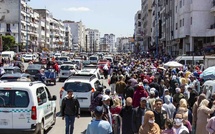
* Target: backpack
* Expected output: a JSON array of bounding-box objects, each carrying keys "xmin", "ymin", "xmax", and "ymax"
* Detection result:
[{"xmin": 89, "ymin": 93, "xmax": 103, "ymax": 111}]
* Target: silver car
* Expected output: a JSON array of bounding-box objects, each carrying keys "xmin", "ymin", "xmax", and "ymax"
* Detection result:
[{"xmin": 58, "ymin": 64, "xmax": 77, "ymax": 82}]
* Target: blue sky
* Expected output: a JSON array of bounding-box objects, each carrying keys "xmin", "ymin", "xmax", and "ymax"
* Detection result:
[{"xmin": 28, "ymin": 0, "xmax": 141, "ymax": 37}]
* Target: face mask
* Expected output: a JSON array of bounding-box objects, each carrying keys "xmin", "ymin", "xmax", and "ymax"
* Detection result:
[
  {"xmin": 174, "ymin": 118, "xmax": 183, "ymax": 126},
  {"xmin": 148, "ymin": 119, "xmax": 155, "ymax": 124}
]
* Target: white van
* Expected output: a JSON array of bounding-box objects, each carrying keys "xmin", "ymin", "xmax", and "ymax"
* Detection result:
[
  {"xmin": 89, "ymin": 55, "xmax": 99, "ymax": 64},
  {"xmin": 202, "ymin": 80, "xmax": 215, "ymax": 99},
  {"xmin": 175, "ymin": 56, "xmax": 203, "ymax": 65},
  {"xmin": 1, "ymin": 51, "xmax": 15, "ymax": 61}
]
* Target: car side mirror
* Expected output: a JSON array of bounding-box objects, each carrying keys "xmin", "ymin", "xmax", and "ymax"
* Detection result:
[{"xmin": 51, "ymin": 95, "xmax": 57, "ymax": 100}]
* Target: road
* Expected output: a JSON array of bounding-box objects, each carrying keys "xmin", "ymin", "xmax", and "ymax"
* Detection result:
[{"xmin": 23, "ymin": 63, "xmax": 110, "ymax": 134}]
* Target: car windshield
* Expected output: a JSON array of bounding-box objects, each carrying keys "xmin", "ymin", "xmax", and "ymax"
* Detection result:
[
  {"xmin": 89, "ymin": 57, "xmax": 97, "ymax": 60},
  {"xmin": 4, "ymin": 69, "xmax": 14, "ymax": 74},
  {"xmin": 2, "ymin": 54, "xmax": 10, "ymax": 57},
  {"xmin": 27, "ymin": 65, "xmax": 41, "ymax": 69},
  {"xmin": 25, "ymin": 55, "xmax": 32, "ymax": 58},
  {"xmin": 64, "ymin": 82, "xmax": 91, "ymax": 92},
  {"xmin": 60, "ymin": 66, "xmax": 74, "ymax": 70},
  {"xmin": 59, "ymin": 57, "xmax": 68, "ymax": 61},
  {"xmin": 0, "ymin": 90, "xmax": 29, "ymax": 107}
]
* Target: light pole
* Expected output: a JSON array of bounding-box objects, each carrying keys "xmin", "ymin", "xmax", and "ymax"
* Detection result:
[{"xmin": 25, "ymin": 0, "xmax": 30, "ymax": 52}]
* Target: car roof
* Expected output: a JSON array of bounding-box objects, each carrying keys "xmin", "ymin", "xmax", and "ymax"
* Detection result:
[
  {"xmin": 3, "ymin": 66, "xmax": 20, "ymax": 69},
  {"xmin": 27, "ymin": 64, "xmax": 42, "ymax": 69},
  {"xmin": 1, "ymin": 73, "xmax": 29, "ymax": 77},
  {"xmin": 0, "ymin": 81, "xmax": 45, "ymax": 90}
]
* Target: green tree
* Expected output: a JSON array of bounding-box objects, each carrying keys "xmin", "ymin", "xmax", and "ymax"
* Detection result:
[{"xmin": 2, "ymin": 35, "xmax": 15, "ymax": 51}]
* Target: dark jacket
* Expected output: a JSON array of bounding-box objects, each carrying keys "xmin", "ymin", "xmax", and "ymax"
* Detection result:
[
  {"xmin": 153, "ymin": 110, "xmax": 168, "ymax": 130},
  {"xmin": 61, "ymin": 96, "xmax": 80, "ymax": 117},
  {"xmin": 89, "ymin": 91, "xmax": 103, "ymax": 111},
  {"xmin": 120, "ymin": 106, "xmax": 134, "ymax": 134},
  {"xmin": 132, "ymin": 107, "xmax": 149, "ymax": 133},
  {"xmin": 125, "ymin": 86, "xmax": 134, "ymax": 99}
]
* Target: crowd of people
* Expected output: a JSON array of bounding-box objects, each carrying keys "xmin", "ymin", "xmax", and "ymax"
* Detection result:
[{"xmin": 87, "ymin": 54, "xmax": 215, "ymax": 134}]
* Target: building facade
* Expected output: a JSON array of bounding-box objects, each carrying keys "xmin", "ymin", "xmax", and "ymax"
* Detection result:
[
  {"xmin": 86, "ymin": 28, "xmax": 100, "ymax": 52},
  {"xmin": 100, "ymin": 34, "xmax": 115, "ymax": 52}
]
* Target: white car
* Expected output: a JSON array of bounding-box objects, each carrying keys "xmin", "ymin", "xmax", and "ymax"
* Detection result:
[
  {"xmin": 77, "ymin": 68, "xmax": 102, "ymax": 80},
  {"xmin": 58, "ymin": 64, "xmax": 78, "ymax": 82},
  {"xmin": 59, "ymin": 74, "xmax": 103, "ymax": 111},
  {"xmin": 23, "ymin": 54, "xmax": 37, "ymax": 62},
  {"xmin": 0, "ymin": 81, "xmax": 57, "ymax": 134}
]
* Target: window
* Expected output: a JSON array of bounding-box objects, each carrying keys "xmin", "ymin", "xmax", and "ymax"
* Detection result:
[
  {"xmin": 191, "ymin": 17, "xmax": 192, "ymax": 25},
  {"xmin": 6, "ymin": 24, "xmax": 10, "ymax": 32},
  {"xmin": 176, "ymin": 6, "xmax": 177, "ymax": 13},
  {"xmin": 180, "ymin": 0, "xmax": 182, "ymax": 8},
  {"xmin": 64, "ymin": 82, "xmax": 92, "ymax": 92},
  {"xmin": 180, "ymin": 20, "xmax": 182, "ymax": 27},
  {"xmin": 36, "ymin": 87, "xmax": 47, "ymax": 105},
  {"xmin": 0, "ymin": 90, "xmax": 29, "ymax": 107},
  {"xmin": 182, "ymin": 18, "xmax": 184, "ymax": 26}
]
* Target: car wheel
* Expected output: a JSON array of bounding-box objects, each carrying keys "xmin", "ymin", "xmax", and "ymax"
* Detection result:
[
  {"xmin": 54, "ymin": 80, "xmax": 56, "ymax": 85},
  {"xmin": 58, "ymin": 78, "xmax": 61, "ymax": 82},
  {"xmin": 38, "ymin": 122, "xmax": 44, "ymax": 134}
]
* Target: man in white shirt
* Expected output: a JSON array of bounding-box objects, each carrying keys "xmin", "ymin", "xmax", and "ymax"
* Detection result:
[{"xmin": 173, "ymin": 113, "xmax": 189, "ymax": 134}]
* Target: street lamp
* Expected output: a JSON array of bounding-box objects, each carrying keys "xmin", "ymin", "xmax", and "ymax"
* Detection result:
[{"xmin": 25, "ymin": 0, "xmax": 30, "ymax": 52}]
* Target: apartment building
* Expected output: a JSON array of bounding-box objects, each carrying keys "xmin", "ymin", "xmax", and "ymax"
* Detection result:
[
  {"xmin": 0, "ymin": 0, "xmax": 40, "ymax": 51},
  {"xmin": 116, "ymin": 37, "xmax": 130, "ymax": 52},
  {"xmin": 141, "ymin": 0, "xmax": 153, "ymax": 52},
  {"xmin": 64, "ymin": 25, "xmax": 73, "ymax": 50},
  {"xmin": 86, "ymin": 28, "xmax": 100, "ymax": 52},
  {"xmin": 100, "ymin": 34, "xmax": 115, "ymax": 52},
  {"xmin": 134, "ymin": 10, "xmax": 144, "ymax": 51},
  {"xmin": 63, "ymin": 20, "xmax": 85, "ymax": 52}
]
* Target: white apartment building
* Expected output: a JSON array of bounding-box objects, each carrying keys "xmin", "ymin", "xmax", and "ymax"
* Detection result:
[
  {"xmin": 49, "ymin": 18, "xmax": 65, "ymax": 51},
  {"xmin": 134, "ymin": 10, "xmax": 144, "ymax": 51},
  {"xmin": 64, "ymin": 25, "xmax": 73, "ymax": 50},
  {"xmin": 100, "ymin": 34, "xmax": 115, "ymax": 52},
  {"xmin": 174, "ymin": 0, "xmax": 215, "ymax": 56},
  {"xmin": 116, "ymin": 37, "xmax": 130, "ymax": 52},
  {"xmin": 86, "ymin": 28, "xmax": 100, "ymax": 52},
  {"xmin": 141, "ymin": 0, "xmax": 153, "ymax": 52},
  {"xmin": 63, "ymin": 20, "xmax": 85, "ymax": 52},
  {"xmin": 34, "ymin": 9, "xmax": 53, "ymax": 50},
  {"xmin": 0, "ymin": 0, "xmax": 40, "ymax": 52}
]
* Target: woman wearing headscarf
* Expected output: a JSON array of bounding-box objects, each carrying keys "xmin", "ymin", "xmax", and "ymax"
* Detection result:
[
  {"xmin": 192, "ymin": 94, "xmax": 206, "ymax": 128},
  {"xmin": 139, "ymin": 110, "xmax": 160, "ymax": 134},
  {"xmin": 175, "ymin": 99, "xmax": 192, "ymax": 132},
  {"xmin": 196, "ymin": 99, "xmax": 215, "ymax": 134}
]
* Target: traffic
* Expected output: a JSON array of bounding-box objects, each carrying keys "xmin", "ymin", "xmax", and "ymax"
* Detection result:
[{"xmin": 0, "ymin": 51, "xmax": 214, "ymax": 134}]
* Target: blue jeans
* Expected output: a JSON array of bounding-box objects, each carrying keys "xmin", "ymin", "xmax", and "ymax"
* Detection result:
[{"xmin": 65, "ymin": 115, "xmax": 76, "ymax": 134}]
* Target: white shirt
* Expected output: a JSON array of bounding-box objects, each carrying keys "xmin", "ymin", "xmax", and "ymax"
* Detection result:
[{"xmin": 173, "ymin": 124, "xmax": 189, "ymax": 134}]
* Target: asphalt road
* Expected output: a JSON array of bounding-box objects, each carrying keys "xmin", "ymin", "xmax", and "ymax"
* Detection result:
[{"xmin": 23, "ymin": 63, "xmax": 110, "ymax": 134}]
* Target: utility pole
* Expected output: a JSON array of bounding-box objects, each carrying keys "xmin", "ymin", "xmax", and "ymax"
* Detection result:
[{"xmin": 85, "ymin": 35, "xmax": 88, "ymax": 52}]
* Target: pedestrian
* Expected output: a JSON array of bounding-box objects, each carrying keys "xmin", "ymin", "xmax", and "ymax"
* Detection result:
[
  {"xmin": 161, "ymin": 119, "xmax": 176, "ymax": 134},
  {"xmin": 86, "ymin": 106, "xmax": 112, "ymax": 134},
  {"xmin": 187, "ymin": 86, "xmax": 198, "ymax": 109},
  {"xmin": 109, "ymin": 72, "xmax": 118, "ymax": 94},
  {"xmin": 153, "ymin": 98, "xmax": 168, "ymax": 130},
  {"xmin": 173, "ymin": 88, "xmax": 184, "ymax": 107},
  {"xmin": 132, "ymin": 97, "xmax": 149, "ymax": 134},
  {"xmin": 162, "ymin": 95, "xmax": 176, "ymax": 119},
  {"xmin": 192, "ymin": 93, "xmax": 206, "ymax": 134},
  {"xmin": 61, "ymin": 89, "xmax": 80, "ymax": 134},
  {"xmin": 139, "ymin": 110, "xmax": 161, "ymax": 134},
  {"xmin": 115, "ymin": 76, "xmax": 126, "ymax": 106},
  {"xmin": 132, "ymin": 83, "xmax": 149, "ymax": 108},
  {"xmin": 196, "ymin": 99, "xmax": 215, "ymax": 134},
  {"xmin": 102, "ymin": 95, "xmax": 113, "ymax": 126},
  {"xmin": 173, "ymin": 112, "xmax": 189, "ymax": 134},
  {"xmin": 206, "ymin": 116, "xmax": 215, "ymax": 134},
  {"xmin": 119, "ymin": 97, "xmax": 134, "ymax": 134},
  {"xmin": 124, "ymin": 80, "xmax": 134, "ymax": 99}
]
